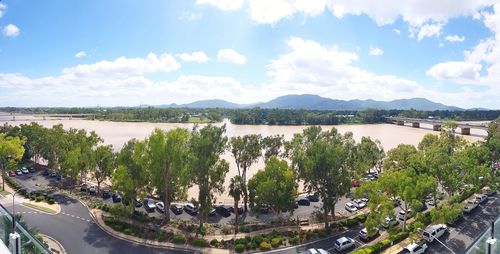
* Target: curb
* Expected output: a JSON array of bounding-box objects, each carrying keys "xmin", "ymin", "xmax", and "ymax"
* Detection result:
[
  {"xmin": 40, "ymin": 234, "xmax": 66, "ymax": 254},
  {"xmin": 20, "ymin": 202, "xmax": 59, "ymax": 215}
]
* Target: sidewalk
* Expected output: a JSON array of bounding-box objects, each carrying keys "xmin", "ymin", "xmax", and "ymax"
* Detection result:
[
  {"xmin": 40, "ymin": 234, "xmax": 66, "ymax": 254},
  {"xmin": 381, "ymin": 237, "xmax": 412, "ymax": 254}
]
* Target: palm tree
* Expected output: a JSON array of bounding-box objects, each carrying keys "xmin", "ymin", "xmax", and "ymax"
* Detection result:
[{"xmin": 228, "ymin": 175, "xmax": 244, "ymax": 234}]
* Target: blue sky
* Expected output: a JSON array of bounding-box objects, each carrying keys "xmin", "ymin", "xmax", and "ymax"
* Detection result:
[{"xmin": 0, "ymin": 0, "xmax": 499, "ymax": 109}]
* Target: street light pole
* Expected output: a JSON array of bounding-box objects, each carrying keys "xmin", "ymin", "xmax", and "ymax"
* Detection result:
[{"xmin": 12, "ymin": 191, "xmax": 17, "ymax": 233}]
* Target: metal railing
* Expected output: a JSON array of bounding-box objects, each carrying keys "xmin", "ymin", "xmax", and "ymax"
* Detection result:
[{"xmin": 465, "ymin": 215, "xmax": 499, "ymax": 254}]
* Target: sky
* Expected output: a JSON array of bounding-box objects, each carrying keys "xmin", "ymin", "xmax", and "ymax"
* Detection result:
[{"xmin": 0, "ymin": 0, "xmax": 499, "ymax": 109}]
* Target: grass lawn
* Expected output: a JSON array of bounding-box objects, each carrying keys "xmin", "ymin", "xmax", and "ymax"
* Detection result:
[
  {"xmin": 0, "ymin": 190, "xmax": 10, "ymax": 196},
  {"xmin": 187, "ymin": 117, "xmax": 211, "ymax": 123},
  {"xmin": 22, "ymin": 202, "xmax": 57, "ymax": 214}
]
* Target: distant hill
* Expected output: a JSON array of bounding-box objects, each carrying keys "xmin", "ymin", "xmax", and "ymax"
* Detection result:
[{"xmin": 160, "ymin": 94, "xmax": 464, "ymax": 111}]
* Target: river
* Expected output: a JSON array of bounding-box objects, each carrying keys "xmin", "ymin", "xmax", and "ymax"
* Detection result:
[{"xmin": 0, "ymin": 116, "xmax": 487, "ymax": 202}]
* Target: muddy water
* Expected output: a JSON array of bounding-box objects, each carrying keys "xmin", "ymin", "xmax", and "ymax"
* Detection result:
[{"xmin": 1, "ymin": 117, "xmax": 486, "ymax": 202}]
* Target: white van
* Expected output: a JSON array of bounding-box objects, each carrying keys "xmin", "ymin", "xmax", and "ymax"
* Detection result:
[{"xmin": 423, "ymin": 224, "xmax": 447, "ymax": 242}]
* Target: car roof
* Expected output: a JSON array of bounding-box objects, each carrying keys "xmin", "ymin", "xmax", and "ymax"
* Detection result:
[
  {"xmin": 337, "ymin": 237, "xmax": 351, "ymax": 243},
  {"xmin": 406, "ymin": 243, "xmax": 418, "ymax": 250}
]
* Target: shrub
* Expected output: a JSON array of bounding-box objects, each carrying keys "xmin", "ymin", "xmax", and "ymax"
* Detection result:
[
  {"xmin": 192, "ymin": 238, "xmax": 207, "ymax": 247},
  {"xmin": 270, "ymin": 237, "xmax": 282, "ymax": 248},
  {"xmin": 239, "ymin": 225, "xmax": 249, "ymax": 233},
  {"xmin": 259, "ymin": 241, "xmax": 271, "ymax": 251},
  {"xmin": 35, "ymin": 196, "xmax": 45, "ymax": 202},
  {"xmin": 123, "ymin": 228, "xmax": 133, "ymax": 235},
  {"xmin": 235, "ymin": 238, "xmax": 247, "ymax": 246},
  {"xmin": 172, "ymin": 234, "xmax": 186, "ymax": 244},
  {"xmin": 252, "ymin": 235, "xmax": 264, "ymax": 245},
  {"xmin": 210, "ymin": 239, "xmax": 219, "ymax": 247},
  {"xmin": 198, "ymin": 224, "xmax": 207, "ymax": 236},
  {"xmin": 288, "ymin": 236, "xmax": 300, "ymax": 245},
  {"xmin": 234, "ymin": 243, "xmax": 245, "ymax": 253}
]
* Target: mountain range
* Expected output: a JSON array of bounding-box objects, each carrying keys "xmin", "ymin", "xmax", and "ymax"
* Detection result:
[{"xmin": 160, "ymin": 94, "xmax": 464, "ymax": 111}]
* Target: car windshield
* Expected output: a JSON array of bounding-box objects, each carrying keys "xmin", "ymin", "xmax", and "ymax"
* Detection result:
[
  {"xmin": 423, "ymin": 232, "xmax": 430, "ymax": 237},
  {"xmin": 335, "ymin": 240, "xmax": 340, "ymax": 246}
]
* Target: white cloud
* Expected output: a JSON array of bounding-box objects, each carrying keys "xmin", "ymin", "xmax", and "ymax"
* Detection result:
[
  {"xmin": 177, "ymin": 51, "xmax": 209, "ymax": 63},
  {"xmin": 180, "ymin": 12, "xmax": 203, "ymax": 21},
  {"xmin": 445, "ymin": 34, "xmax": 465, "ymax": 42},
  {"xmin": 438, "ymin": 42, "xmax": 445, "ymax": 47},
  {"xmin": 426, "ymin": 61, "xmax": 482, "ymax": 83},
  {"xmin": 414, "ymin": 23, "xmax": 443, "ymax": 41},
  {"xmin": 369, "ymin": 46, "xmax": 384, "ymax": 56},
  {"xmin": 2, "ymin": 24, "xmax": 20, "ymax": 37},
  {"xmin": 393, "ymin": 29, "xmax": 401, "ymax": 34},
  {"xmin": 217, "ymin": 49, "xmax": 247, "ymax": 64},
  {"xmin": 0, "ymin": 3, "xmax": 6, "ymax": 18},
  {"xmin": 75, "ymin": 51, "xmax": 87, "ymax": 59},
  {"xmin": 248, "ymin": 0, "xmax": 328, "ymax": 24},
  {"xmin": 196, "ymin": 0, "xmax": 245, "ymax": 11}
]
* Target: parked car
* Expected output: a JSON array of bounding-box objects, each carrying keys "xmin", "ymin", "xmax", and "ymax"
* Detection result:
[
  {"xmin": 184, "ymin": 203, "xmax": 198, "ymax": 215},
  {"xmin": 345, "ymin": 202, "xmax": 358, "ymax": 212},
  {"xmin": 398, "ymin": 209, "xmax": 413, "ymax": 220},
  {"xmin": 8, "ymin": 171, "xmax": 16, "ymax": 177},
  {"xmin": 28, "ymin": 167, "xmax": 36, "ymax": 173},
  {"xmin": 143, "ymin": 198, "xmax": 156, "ymax": 212},
  {"xmin": 352, "ymin": 199, "xmax": 367, "ymax": 209},
  {"xmin": 88, "ymin": 185, "xmax": 96, "ymax": 195},
  {"xmin": 382, "ymin": 216, "xmax": 398, "ymax": 228},
  {"xmin": 359, "ymin": 227, "xmax": 379, "ymax": 240},
  {"xmin": 21, "ymin": 167, "xmax": 29, "ymax": 174},
  {"xmin": 398, "ymin": 242, "xmax": 428, "ymax": 254},
  {"xmin": 232, "ymin": 205, "xmax": 244, "ymax": 214},
  {"xmin": 112, "ymin": 192, "xmax": 122, "ymax": 203},
  {"xmin": 80, "ymin": 184, "xmax": 88, "ymax": 192},
  {"xmin": 482, "ymin": 186, "xmax": 496, "ymax": 196},
  {"xmin": 133, "ymin": 198, "xmax": 143, "ymax": 208},
  {"xmin": 475, "ymin": 194, "xmax": 488, "ymax": 204},
  {"xmin": 16, "ymin": 169, "xmax": 23, "ymax": 175},
  {"xmin": 296, "ymin": 197, "xmax": 310, "ymax": 206},
  {"xmin": 334, "ymin": 237, "xmax": 355, "ymax": 251},
  {"xmin": 156, "ymin": 202, "xmax": 165, "ymax": 213},
  {"xmin": 49, "ymin": 171, "xmax": 57, "ymax": 177},
  {"xmin": 463, "ymin": 199, "xmax": 479, "ymax": 213},
  {"xmin": 216, "ymin": 205, "xmax": 232, "ymax": 217},
  {"xmin": 170, "ymin": 204, "xmax": 183, "ymax": 215},
  {"xmin": 307, "ymin": 248, "xmax": 329, "ymax": 254},
  {"xmin": 351, "ymin": 180, "xmax": 360, "ymax": 188},
  {"xmin": 425, "ymin": 198, "xmax": 435, "ymax": 206},
  {"xmin": 306, "ymin": 194, "xmax": 319, "ymax": 202},
  {"xmin": 423, "ymin": 224, "xmax": 447, "ymax": 242},
  {"xmin": 102, "ymin": 189, "xmax": 111, "ymax": 199},
  {"xmin": 209, "ymin": 207, "xmax": 216, "ymax": 217},
  {"xmin": 391, "ymin": 197, "xmax": 401, "ymax": 207},
  {"xmin": 259, "ymin": 204, "xmax": 271, "ymax": 214},
  {"xmin": 42, "ymin": 169, "xmax": 50, "ymax": 176}
]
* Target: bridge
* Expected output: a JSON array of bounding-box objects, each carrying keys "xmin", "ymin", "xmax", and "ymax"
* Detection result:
[
  {"xmin": 385, "ymin": 117, "xmax": 489, "ymax": 135},
  {"xmin": 0, "ymin": 113, "xmax": 95, "ymax": 121}
]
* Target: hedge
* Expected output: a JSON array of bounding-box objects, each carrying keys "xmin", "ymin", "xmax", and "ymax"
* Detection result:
[
  {"xmin": 172, "ymin": 234, "xmax": 186, "ymax": 244},
  {"xmin": 192, "ymin": 238, "xmax": 207, "ymax": 247},
  {"xmin": 235, "ymin": 244, "xmax": 245, "ymax": 253},
  {"xmin": 259, "ymin": 241, "xmax": 271, "ymax": 251}
]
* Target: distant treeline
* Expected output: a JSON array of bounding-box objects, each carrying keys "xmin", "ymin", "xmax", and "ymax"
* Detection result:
[{"xmin": 1, "ymin": 107, "xmax": 499, "ymax": 125}]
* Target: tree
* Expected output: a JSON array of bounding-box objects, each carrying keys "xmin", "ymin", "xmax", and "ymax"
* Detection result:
[
  {"xmin": 189, "ymin": 125, "xmax": 229, "ymax": 230},
  {"xmin": 378, "ymin": 169, "xmax": 435, "ymax": 231},
  {"xmin": 355, "ymin": 180, "xmax": 394, "ymax": 235},
  {"xmin": 248, "ymin": 157, "xmax": 296, "ymax": 215},
  {"xmin": 431, "ymin": 202, "xmax": 462, "ymax": 224},
  {"xmin": 289, "ymin": 126, "xmax": 355, "ymax": 229},
  {"xmin": 382, "ymin": 144, "xmax": 418, "ymax": 171},
  {"xmin": 0, "ymin": 133, "xmax": 25, "ymax": 191},
  {"xmin": 147, "ymin": 128, "xmax": 190, "ymax": 223},
  {"xmin": 355, "ymin": 136, "xmax": 384, "ymax": 176},
  {"xmin": 261, "ymin": 135, "xmax": 284, "ymax": 162},
  {"xmin": 230, "ymin": 134, "xmax": 261, "ymax": 212},
  {"xmin": 114, "ymin": 139, "xmax": 149, "ymax": 209},
  {"xmin": 228, "ymin": 175, "xmax": 244, "ymax": 234},
  {"xmin": 486, "ymin": 117, "xmax": 500, "ymax": 161},
  {"xmin": 93, "ymin": 145, "xmax": 115, "ymax": 194}
]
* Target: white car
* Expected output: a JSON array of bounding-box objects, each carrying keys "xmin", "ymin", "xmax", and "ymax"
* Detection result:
[
  {"xmin": 398, "ymin": 209, "xmax": 413, "ymax": 220},
  {"xmin": 353, "ymin": 199, "xmax": 367, "ymax": 209},
  {"xmin": 398, "ymin": 242, "xmax": 428, "ymax": 254},
  {"xmin": 423, "ymin": 224, "xmax": 447, "ymax": 242},
  {"xmin": 382, "ymin": 216, "xmax": 398, "ymax": 228},
  {"xmin": 463, "ymin": 199, "xmax": 479, "ymax": 213},
  {"xmin": 155, "ymin": 202, "xmax": 165, "ymax": 213},
  {"xmin": 307, "ymin": 248, "xmax": 329, "ymax": 254},
  {"xmin": 345, "ymin": 202, "xmax": 358, "ymax": 212},
  {"xmin": 359, "ymin": 227, "xmax": 379, "ymax": 240},
  {"xmin": 21, "ymin": 167, "xmax": 29, "ymax": 174},
  {"xmin": 475, "ymin": 194, "xmax": 488, "ymax": 204},
  {"xmin": 334, "ymin": 237, "xmax": 355, "ymax": 251}
]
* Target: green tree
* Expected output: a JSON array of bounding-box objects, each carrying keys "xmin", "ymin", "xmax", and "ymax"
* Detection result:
[
  {"xmin": 355, "ymin": 136, "xmax": 384, "ymax": 175},
  {"xmin": 248, "ymin": 157, "xmax": 297, "ymax": 215},
  {"xmin": 486, "ymin": 117, "xmax": 500, "ymax": 161},
  {"xmin": 230, "ymin": 134, "xmax": 261, "ymax": 212},
  {"xmin": 355, "ymin": 180, "xmax": 394, "ymax": 234},
  {"xmin": 382, "ymin": 144, "xmax": 418, "ymax": 171},
  {"xmin": 147, "ymin": 128, "xmax": 190, "ymax": 223},
  {"xmin": 189, "ymin": 125, "xmax": 229, "ymax": 230},
  {"xmin": 0, "ymin": 133, "xmax": 25, "ymax": 191},
  {"xmin": 93, "ymin": 145, "xmax": 115, "ymax": 194},
  {"xmin": 261, "ymin": 135, "xmax": 284, "ymax": 162},
  {"xmin": 228, "ymin": 175, "xmax": 244, "ymax": 234},
  {"xmin": 431, "ymin": 202, "xmax": 462, "ymax": 224}
]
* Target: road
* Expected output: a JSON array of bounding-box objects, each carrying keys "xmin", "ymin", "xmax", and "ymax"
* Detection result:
[
  {"xmin": 426, "ymin": 193, "xmax": 499, "ymax": 254},
  {"xmin": 3, "ymin": 192, "xmax": 193, "ymax": 254}
]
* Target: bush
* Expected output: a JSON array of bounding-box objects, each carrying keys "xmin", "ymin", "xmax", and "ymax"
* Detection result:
[
  {"xmin": 252, "ymin": 235, "xmax": 264, "ymax": 245},
  {"xmin": 172, "ymin": 234, "xmax": 186, "ymax": 244},
  {"xmin": 270, "ymin": 237, "xmax": 282, "ymax": 248},
  {"xmin": 235, "ymin": 243, "xmax": 246, "ymax": 253},
  {"xmin": 35, "ymin": 196, "xmax": 44, "ymax": 202},
  {"xmin": 288, "ymin": 236, "xmax": 300, "ymax": 245},
  {"xmin": 192, "ymin": 238, "xmax": 207, "ymax": 247},
  {"xmin": 198, "ymin": 225, "xmax": 207, "ymax": 236},
  {"xmin": 210, "ymin": 239, "xmax": 219, "ymax": 247},
  {"xmin": 259, "ymin": 241, "xmax": 271, "ymax": 251}
]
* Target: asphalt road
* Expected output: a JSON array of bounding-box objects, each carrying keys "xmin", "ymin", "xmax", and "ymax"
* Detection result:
[
  {"xmin": 4, "ymin": 194, "xmax": 194, "ymax": 254},
  {"xmin": 426, "ymin": 193, "xmax": 499, "ymax": 254}
]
